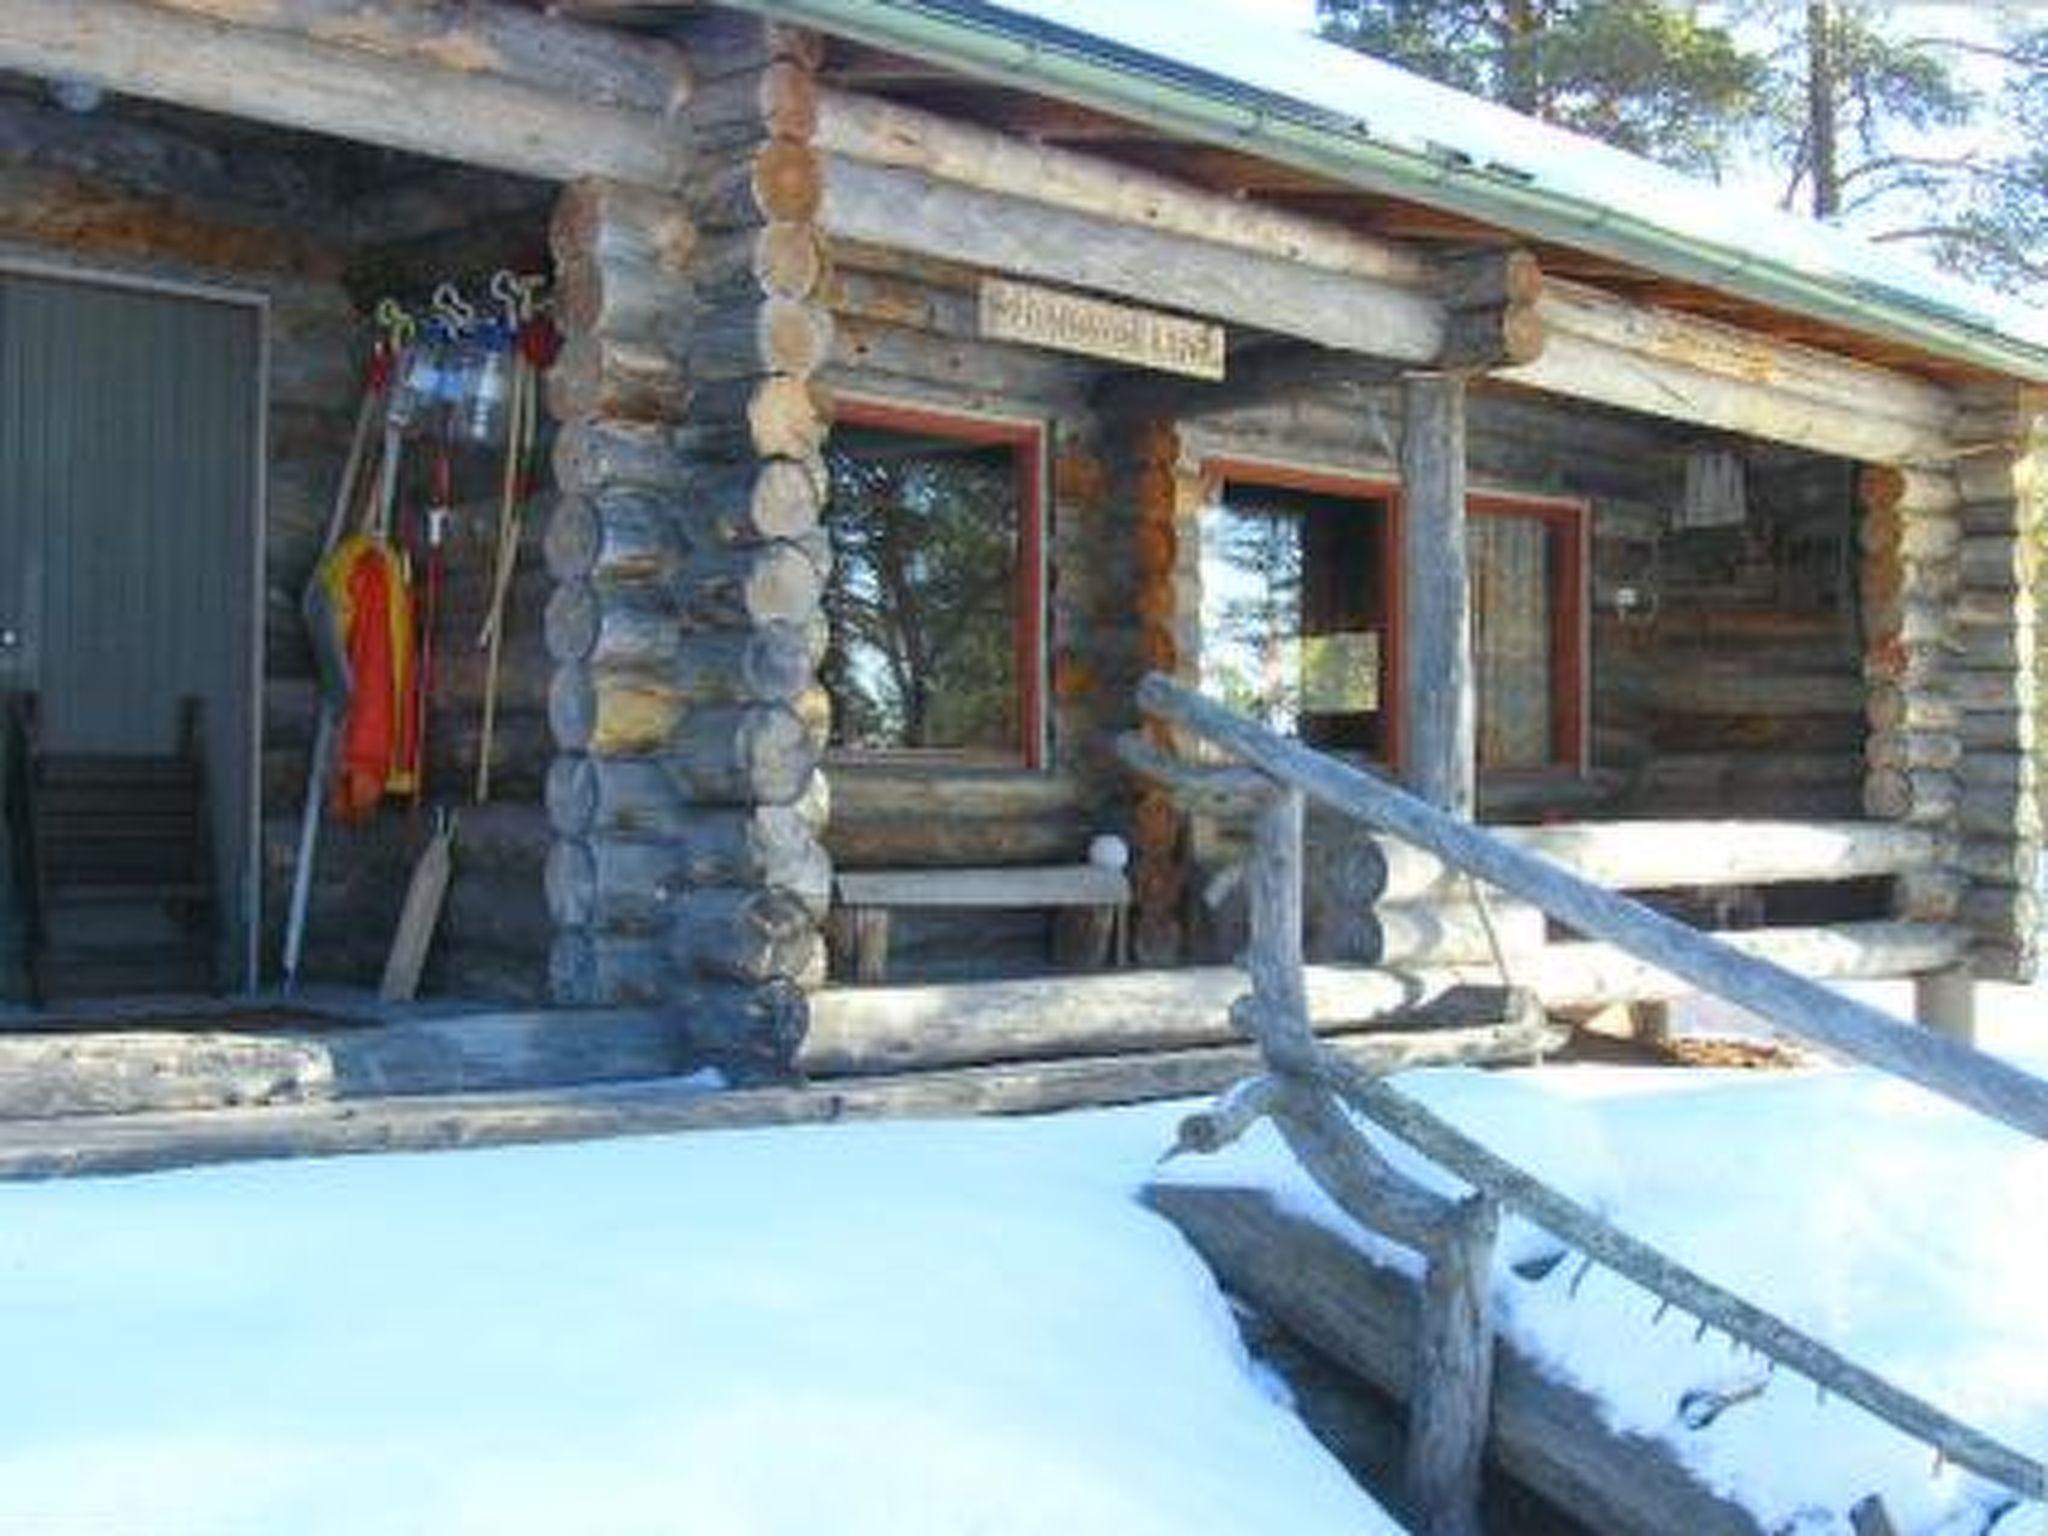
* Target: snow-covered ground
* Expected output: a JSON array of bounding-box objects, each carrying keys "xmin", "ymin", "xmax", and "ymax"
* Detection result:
[
  {"xmin": 0, "ymin": 985, "xmax": 2041, "ymax": 1535},
  {"xmin": 0, "ymin": 1105, "xmax": 1399, "ymax": 1536}
]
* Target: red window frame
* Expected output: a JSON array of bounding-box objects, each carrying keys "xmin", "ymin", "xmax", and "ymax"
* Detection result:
[
  {"xmin": 1199, "ymin": 458, "xmax": 1588, "ymax": 776},
  {"xmin": 828, "ymin": 396, "xmax": 1048, "ymax": 770}
]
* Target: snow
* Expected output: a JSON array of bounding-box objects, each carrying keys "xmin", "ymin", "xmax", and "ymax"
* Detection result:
[
  {"xmin": 2, "ymin": 989, "xmax": 2043, "ymax": 1535},
  {"xmin": 1166, "ymin": 1056, "xmax": 2048, "ymax": 1536},
  {"xmin": 985, "ymin": 0, "xmax": 2048, "ymax": 355},
  {"xmin": 0, "ymin": 1108, "xmax": 1400, "ymax": 1536}
]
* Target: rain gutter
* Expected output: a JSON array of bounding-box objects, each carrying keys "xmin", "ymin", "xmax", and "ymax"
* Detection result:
[{"xmin": 734, "ymin": 0, "xmax": 2048, "ymax": 384}]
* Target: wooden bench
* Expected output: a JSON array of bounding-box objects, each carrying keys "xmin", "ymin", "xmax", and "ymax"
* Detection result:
[{"xmin": 832, "ymin": 865, "xmax": 1131, "ymax": 984}]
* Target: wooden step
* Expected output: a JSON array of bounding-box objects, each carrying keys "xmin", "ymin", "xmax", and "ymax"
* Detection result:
[{"xmin": 38, "ymin": 880, "xmax": 211, "ymax": 908}]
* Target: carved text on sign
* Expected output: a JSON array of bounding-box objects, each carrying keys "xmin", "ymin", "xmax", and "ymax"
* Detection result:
[{"xmin": 980, "ymin": 278, "xmax": 1225, "ymax": 380}]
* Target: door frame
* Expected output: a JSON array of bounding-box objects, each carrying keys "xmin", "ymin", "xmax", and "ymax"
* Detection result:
[{"xmin": 0, "ymin": 254, "xmax": 271, "ymax": 993}]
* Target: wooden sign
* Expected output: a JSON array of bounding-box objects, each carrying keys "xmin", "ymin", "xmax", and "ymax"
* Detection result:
[{"xmin": 979, "ymin": 278, "xmax": 1225, "ymax": 380}]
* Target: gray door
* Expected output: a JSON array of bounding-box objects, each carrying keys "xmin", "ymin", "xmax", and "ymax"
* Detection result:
[{"xmin": 0, "ymin": 270, "xmax": 262, "ymax": 993}]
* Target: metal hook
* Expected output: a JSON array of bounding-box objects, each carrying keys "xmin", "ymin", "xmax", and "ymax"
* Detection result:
[
  {"xmin": 431, "ymin": 282, "xmax": 477, "ymax": 332},
  {"xmin": 374, "ymin": 296, "xmax": 416, "ymax": 346}
]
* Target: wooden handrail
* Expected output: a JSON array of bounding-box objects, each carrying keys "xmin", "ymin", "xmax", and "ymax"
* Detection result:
[
  {"xmin": 1132, "ymin": 674, "xmax": 2047, "ymax": 1521},
  {"xmin": 1137, "ymin": 672, "xmax": 2048, "ymax": 1145}
]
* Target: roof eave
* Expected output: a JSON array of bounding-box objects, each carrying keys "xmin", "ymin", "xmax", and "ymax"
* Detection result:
[{"xmin": 736, "ymin": 0, "xmax": 2048, "ymax": 387}]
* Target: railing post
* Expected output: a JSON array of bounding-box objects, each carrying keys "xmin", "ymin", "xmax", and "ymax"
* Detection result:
[
  {"xmin": 1245, "ymin": 783, "xmax": 1309, "ymax": 1046},
  {"xmin": 1408, "ymin": 1193, "xmax": 1498, "ymax": 1536},
  {"xmin": 1244, "ymin": 773, "xmax": 1496, "ymax": 1536}
]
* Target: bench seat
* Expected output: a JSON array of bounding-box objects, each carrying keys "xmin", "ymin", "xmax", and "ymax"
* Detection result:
[{"xmin": 832, "ymin": 864, "xmax": 1131, "ymax": 982}]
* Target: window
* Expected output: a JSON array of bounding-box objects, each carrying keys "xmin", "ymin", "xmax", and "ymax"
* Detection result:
[
  {"xmin": 1198, "ymin": 464, "xmax": 1585, "ymax": 774},
  {"xmin": 1200, "ymin": 478, "xmax": 1395, "ymax": 758},
  {"xmin": 822, "ymin": 401, "xmax": 1045, "ymax": 765},
  {"xmin": 1469, "ymin": 496, "xmax": 1585, "ymax": 773}
]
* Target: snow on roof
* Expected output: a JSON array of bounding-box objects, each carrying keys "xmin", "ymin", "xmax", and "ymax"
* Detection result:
[{"xmin": 950, "ymin": 0, "xmax": 2048, "ymax": 361}]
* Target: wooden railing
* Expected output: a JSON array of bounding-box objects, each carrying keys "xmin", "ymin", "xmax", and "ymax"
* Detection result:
[{"xmin": 1126, "ymin": 674, "xmax": 2045, "ymax": 1535}]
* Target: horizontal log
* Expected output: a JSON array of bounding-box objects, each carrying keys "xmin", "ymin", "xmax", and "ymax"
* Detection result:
[
  {"xmin": 1953, "ymin": 836, "xmax": 2039, "ymax": 885},
  {"xmin": 688, "ymin": 295, "xmax": 835, "ymax": 382},
  {"xmin": 0, "ymin": 0, "xmax": 687, "ymax": 187},
  {"xmin": 1512, "ymin": 282, "xmax": 1955, "ymax": 461},
  {"xmin": 544, "ymin": 490, "xmax": 686, "ymax": 586},
  {"xmin": 1953, "ymin": 452, "xmax": 2039, "ymax": 505},
  {"xmin": 689, "ymin": 56, "xmax": 818, "ymax": 152},
  {"xmin": 677, "ymin": 457, "xmax": 824, "ymax": 545},
  {"xmin": 1147, "ymin": 1185, "xmax": 1766, "ymax": 1536},
  {"xmin": 671, "ymin": 541, "xmax": 823, "ymax": 629},
  {"xmin": 801, "ymin": 965, "xmax": 1556, "ymax": 1075},
  {"xmin": 1893, "ymin": 868, "xmax": 1965, "ymax": 922},
  {"xmin": 1866, "ymin": 685, "xmax": 1959, "ymax": 734},
  {"xmin": 1958, "ymin": 534, "xmax": 2038, "ymax": 591},
  {"xmin": 821, "ymin": 155, "xmax": 1445, "ymax": 365},
  {"xmin": 548, "ymin": 754, "xmax": 687, "ymax": 840},
  {"xmin": 1646, "ymin": 668, "xmax": 1863, "ymax": 716},
  {"xmin": 548, "ymin": 663, "xmax": 679, "ymax": 755},
  {"xmin": 691, "ymin": 138, "xmax": 823, "ymax": 230},
  {"xmin": 1957, "ymin": 708, "xmax": 2034, "ymax": 752},
  {"xmin": 547, "ymin": 929, "xmax": 672, "ymax": 1007},
  {"xmin": 815, "ymin": 86, "xmax": 1434, "ymax": 292},
  {"xmin": 824, "ymin": 810, "xmax": 1092, "ymax": 868},
  {"xmin": 551, "ymin": 180, "xmax": 695, "ymax": 343},
  {"xmin": 693, "ymin": 221, "xmax": 829, "ymax": 305},
  {"xmin": 553, "ymin": 418, "xmax": 685, "ymax": 495},
  {"xmin": 835, "ymin": 865, "xmax": 1128, "ymax": 909},
  {"xmin": 546, "ymin": 331, "xmax": 689, "ymax": 424},
  {"xmin": 1859, "ymin": 464, "xmax": 1958, "ymax": 516},
  {"xmin": 1517, "ymin": 920, "xmax": 1971, "ymax": 1006},
  {"xmin": 547, "ymin": 819, "xmax": 830, "ymax": 930},
  {"xmin": 1862, "ymin": 768, "xmax": 1958, "ymax": 824},
  {"xmin": 677, "ymin": 375, "xmax": 831, "ymax": 461},
  {"xmin": 670, "ymin": 885, "xmax": 824, "ymax": 985},
  {"xmin": 1375, "ymin": 820, "xmax": 1939, "ymax": 902},
  {"xmin": 1958, "ymin": 782, "xmax": 2043, "ymax": 839},
  {"xmin": 668, "ymin": 703, "xmax": 820, "ymax": 805},
  {"xmin": 1951, "ymin": 668, "xmax": 2037, "ymax": 713},
  {"xmin": 544, "ymin": 580, "xmax": 682, "ymax": 669},
  {"xmin": 1866, "ymin": 731, "xmax": 1964, "ymax": 772},
  {"xmin": 1958, "ymin": 883, "xmax": 2041, "ymax": 939},
  {"xmin": 1369, "ymin": 898, "xmax": 1545, "ymax": 967}
]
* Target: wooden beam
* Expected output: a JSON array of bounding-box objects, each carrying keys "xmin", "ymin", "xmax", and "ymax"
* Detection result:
[
  {"xmin": 817, "ymin": 87, "xmax": 1435, "ymax": 291},
  {"xmin": 0, "ymin": 0, "xmax": 688, "ymax": 186},
  {"xmin": 1514, "ymin": 281, "xmax": 1957, "ymax": 462},
  {"xmin": 801, "ymin": 965, "xmax": 1566, "ymax": 1076},
  {"xmin": 1401, "ymin": 374, "xmax": 1475, "ymax": 815},
  {"xmin": 1149, "ymin": 1184, "xmax": 1767, "ymax": 1536},
  {"xmin": 1375, "ymin": 819, "xmax": 1941, "ymax": 902},
  {"xmin": 1094, "ymin": 341, "xmax": 1402, "ymax": 421},
  {"xmin": 821, "ymin": 155, "xmax": 1445, "ymax": 364}
]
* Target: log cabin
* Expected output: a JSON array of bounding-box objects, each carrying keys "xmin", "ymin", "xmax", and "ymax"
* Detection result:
[{"xmin": 0, "ymin": 0, "xmax": 2040, "ymax": 1084}]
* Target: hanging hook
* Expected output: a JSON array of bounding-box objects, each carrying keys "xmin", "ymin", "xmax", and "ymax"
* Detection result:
[
  {"xmin": 374, "ymin": 296, "xmax": 416, "ymax": 347},
  {"xmin": 431, "ymin": 281, "xmax": 477, "ymax": 334}
]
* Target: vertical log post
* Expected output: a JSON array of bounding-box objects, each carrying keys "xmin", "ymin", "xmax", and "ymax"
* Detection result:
[
  {"xmin": 1130, "ymin": 421, "xmax": 1189, "ymax": 963},
  {"xmin": 1859, "ymin": 460, "xmax": 1977, "ymax": 1037},
  {"xmin": 1401, "ymin": 372, "xmax": 1475, "ymax": 816},
  {"xmin": 665, "ymin": 15, "xmax": 834, "ymax": 1068},
  {"xmin": 1408, "ymin": 1193, "xmax": 1499, "ymax": 1536},
  {"xmin": 1944, "ymin": 388, "xmax": 2043, "ymax": 988},
  {"xmin": 545, "ymin": 180, "xmax": 699, "ymax": 1015}
]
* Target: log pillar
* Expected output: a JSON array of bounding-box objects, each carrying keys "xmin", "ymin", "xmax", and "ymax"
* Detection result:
[
  {"xmin": 1944, "ymin": 389, "xmax": 2043, "ymax": 984},
  {"xmin": 1400, "ymin": 372, "xmax": 1475, "ymax": 816},
  {"xmin": 542, "ymin": 18, "xmax": 834, "ymax": 1074},
  {"xmin": 1127, "ymin": 420, "xmax": 1192, "ymax": 964}
]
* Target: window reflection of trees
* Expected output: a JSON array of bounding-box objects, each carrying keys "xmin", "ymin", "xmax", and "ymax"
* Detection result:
[{"xmin": 823, "ymin": 431, "xmax": 1019, "ymax": 755}]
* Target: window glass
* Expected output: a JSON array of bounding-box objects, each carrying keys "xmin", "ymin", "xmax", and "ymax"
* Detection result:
[
  {"xmin": 1200, "ymin": 483, "xmax": 1390, "ymax": 756},
  {"xmin": 1472, "ymin": 511, "xmax": 1556, "ymax": 771},
  {"xmin": 823, "ymin": 421, "xmax": 1025, "ymax": 757}
]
